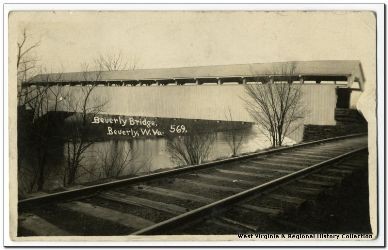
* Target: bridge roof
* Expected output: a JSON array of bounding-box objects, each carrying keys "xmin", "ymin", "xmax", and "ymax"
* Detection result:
[{"xmin": 29, "ymin": 60, "xmax": 365, "ymax": 88}]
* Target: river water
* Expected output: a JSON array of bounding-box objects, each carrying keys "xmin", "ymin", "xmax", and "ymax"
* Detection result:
[{"xmin": 33, "ymin": 125, "xmax": 296, "ymax": 191}]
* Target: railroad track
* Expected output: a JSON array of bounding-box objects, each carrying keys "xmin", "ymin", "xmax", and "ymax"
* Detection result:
[
  {"xmin": 18, "ymin": 134, "xmax": 368, "ymax": 236},
  {"xmin": 166, "ymin": 151, "xmax": 369, "ymax": 235}
]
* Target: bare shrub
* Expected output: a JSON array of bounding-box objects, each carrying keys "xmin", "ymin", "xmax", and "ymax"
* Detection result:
[
  {"xmin": 97, "ymin": 141, "xmax": 137, "ymax": 178},
  {"xmin": 224, "ymin": 108, "xmax": 245, "ymax": 156},
  {"xmin": 166, "ymin": 128, "xmax": 216, "ymax": 166}
]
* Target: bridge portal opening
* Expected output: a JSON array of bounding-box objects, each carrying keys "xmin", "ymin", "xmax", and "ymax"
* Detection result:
[{"xmin": 336, "ymin": 88, "xmax": 351, "ymax": 109}]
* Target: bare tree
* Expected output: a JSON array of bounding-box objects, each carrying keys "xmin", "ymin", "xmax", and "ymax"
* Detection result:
[
  {"xmin": 15, "ymin": 28, "xmax": 70, "ymax": 194},
  {"xmin": 18, "ymin": 71, "xmax": 66, "ymax": 193},
  {"xmin": 17, "ymin": 28, "xmax": 40, "ymax": 95},
  {"xmin": 244, "ymin": 63, "xmax": 305, "ymax": 147},
  {"xmin": 63, "ymin": 65, "xmax": 108, "ymax": 186},
  {"xmin": 224, "ymin": 107, "xmax": 245, "ymax": 156},
  {"xmin": 22, "ymin": 70, "xmax": 63, "ymax": 120},
  {"xmin": 166, "ymin": 128, "xmax": 216, "ymax": 166},
  {"xmin": 94, "ymin": 50, "xmax": 139, "ymax": 71}
]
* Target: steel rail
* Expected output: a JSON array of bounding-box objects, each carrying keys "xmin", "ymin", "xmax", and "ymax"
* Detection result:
[
  {"xmin": 18, "ymin": 133, "xmax": 366, "ymax": 211},
  {"xmin": 131, "ymin": 146, "xmax": 368, "ymax": 235}
]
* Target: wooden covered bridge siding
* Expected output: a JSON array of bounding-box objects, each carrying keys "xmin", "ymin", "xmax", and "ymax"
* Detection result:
[
  {"xmin": 44, "ymin": 84, "xmax": 338, "ymax": 122},
  {"xmin": 39, "ymin": 84, "xmax": 338, "ymax": 142}
]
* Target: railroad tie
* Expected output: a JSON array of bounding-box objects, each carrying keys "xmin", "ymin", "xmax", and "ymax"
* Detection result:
[
  {"xmin": 297, "ymin": 179, "xmax": 336, "ymax": 187},
  {"xmin": 215, "ymin": 168, "xmax": 273, "ymax": 179},
  {"xmin": 247, "ymin": 161, "xmax": 304, "ymax": 171},
  {"xmin": 311, "ymin": 174, "xmax": 343, "ymax": 182},
  {"xmin": 296, "ymin": 146, "xmax": 346, "ymax": 153},
  {"xmin": 189, "ymin": 173, "xmax": 256, "ymax": 186},
  {"xmin": 174, "ymin": 178, "xmax": 244, "ymax": 193},
  {"xmin": 261, "ymin": 157, "xmax": 313, "ymax": 165},
  {"xmin": 282, "ymin": 152, "xmax": 328, "ymax": 160},
  {"xmin": 268, "ymin": 194, "xmax": 306, "ymax": 206},
  {"xmin": 340, "ymin": 161, "xmax": 365, "ymax": 168},
  {"xmin": 210, "ymin": 218, "xmax": 252, "ymax": 232},
  {"xmin": 59, "ymin": 201, "xmax": 154, "ymax": 230},
  {"xmin": 326, "ymin": 168, "xmax": 353, "ymax": 174},
  {"xmin": 274, "ymin": 155, "xmax": 321, "ymax": 164},
  {"xmin": 217, "ymin": 216, "xmax": 258, "ymax": 231},
  {"xmin": 299, "ymin": 148, "xmax": 349, "ymax": 155},
  {"xmin": 239, "ymin": 164, "xmax": 293, "ymax": 174},
  {"xmin": 337, "ymin": 165, "xmax": 359, "ymax": 171},
  {"xmin": 18, "ymin": 213, "xmax": 70, "ymax": 236},
  {"xmin": 99, "ymin": 191, "xmax": 188, "ymax": 215},
  {"xmin": 134, "ymin": 185, "xmax": 213, "ymax": 204},
  {"xmin": 238, "ymin": 204, "xmax": 281, "ymax": 216},
  {"xmin": 254, "ymin": 160, "xmax": 307, "ymax": 169},
  {"xmin": 342, "ymin": 161, "xmax": 368, "ymax": 168},
  {"xmin": 288, "ymin": 186, "xmax": 322, "ymax": 196}
]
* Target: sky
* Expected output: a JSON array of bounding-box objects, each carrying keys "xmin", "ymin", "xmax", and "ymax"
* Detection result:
[{"xmin": 10, "ymin": 11, "xmax": 375, "ymax": 79}]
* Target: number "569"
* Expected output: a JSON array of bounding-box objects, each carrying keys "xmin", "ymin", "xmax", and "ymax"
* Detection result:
[{"xmin": 169, "ymin": 125, "xmax": 187, "ymax": 133}]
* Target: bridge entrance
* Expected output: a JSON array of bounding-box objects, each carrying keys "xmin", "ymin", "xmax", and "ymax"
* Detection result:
[{"xmin": 336, "ymin": 88, "xmax": 351, "ymax": 109}]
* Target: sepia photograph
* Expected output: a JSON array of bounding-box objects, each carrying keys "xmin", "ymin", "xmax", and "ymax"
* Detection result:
[{"xmin": 5, "ymin": 6, "xmax": 383, "ymax": 245}]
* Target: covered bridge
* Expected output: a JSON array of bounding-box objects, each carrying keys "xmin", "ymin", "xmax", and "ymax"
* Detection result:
[{"xmin": 23, "ymin": 60, "xmax": 366, "ymax": 126}]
